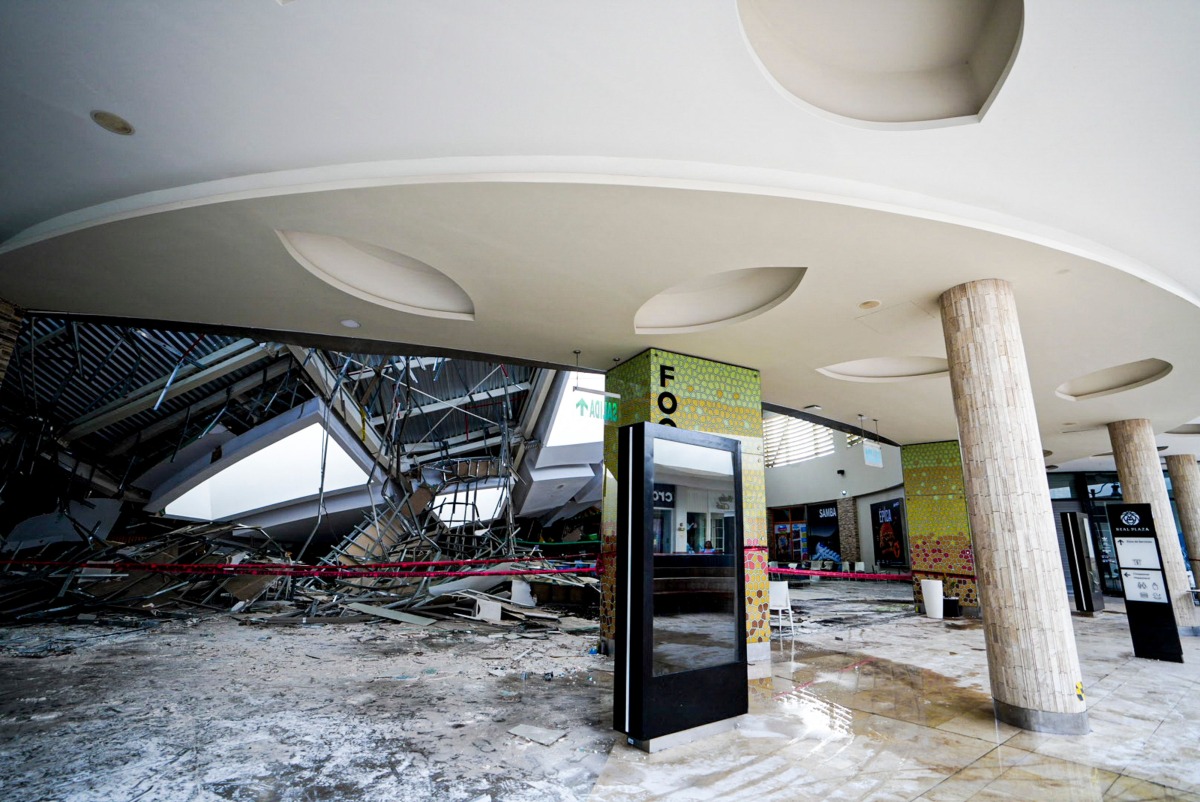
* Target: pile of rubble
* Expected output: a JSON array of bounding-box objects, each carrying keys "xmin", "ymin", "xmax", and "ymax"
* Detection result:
[{"xmin": 0, "ymin": 486, "xmax": 599, "ymax": 628}]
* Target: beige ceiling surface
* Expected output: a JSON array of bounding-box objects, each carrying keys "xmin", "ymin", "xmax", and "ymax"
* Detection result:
[
  {"xmin": 1, "ymin": 2, "xmax": 1199, "ymax": 468},
  {"xmin": 0, "ymin": 179, "xmax": 1196, "ymax": 466}
]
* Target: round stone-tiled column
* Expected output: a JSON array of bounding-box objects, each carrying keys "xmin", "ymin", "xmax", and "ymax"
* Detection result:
[
  {"xmin": 1165, "ymin": 454, "xmax": 1200, "ymax": 589},
  {"xmin": 1109, "ymin": 423, "xmax": 1200, "ymax": 634},
  {"xmin": 940, "ymin": 279, "xmax": 1087, "ymax": 734}
]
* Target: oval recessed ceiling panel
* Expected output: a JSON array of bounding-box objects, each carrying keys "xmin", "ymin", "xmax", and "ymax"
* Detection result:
[
  {"xmin": 634, "ymin": 267, "xmax": 805, "ymax": 335},
  {"xmin": 1166, "ymin": 424, "xmax": 1200, "ymax": 435},
  {"xmin": 738, "ymin": 0, "xmax": 1023, "ymax": 126},
  {"xmin": 817, "ymin": 356, "xmax": 949, "ymax": 383},
  {"xmin": 1055, "ymin": 358, "xmax": 1172, "ymax": 401},
  {"xmin": 277, "ymin": 230, "xmax": 474, "ymax": 320}
]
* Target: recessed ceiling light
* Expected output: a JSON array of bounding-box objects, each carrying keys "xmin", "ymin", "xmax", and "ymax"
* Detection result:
[
  {"xmin": 858, "ymin": 300, "xmax": 881, "ymax": 310},
  {"xmin": 90, "ymin": 110, "xmax": 134, "ymax": 136},
  {"xmin": 339, "ymin": 319, "xmax": 361, "ymax": 329}
]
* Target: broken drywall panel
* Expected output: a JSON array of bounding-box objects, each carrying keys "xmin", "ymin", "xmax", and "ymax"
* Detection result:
[
  {"xmin": 342, "ymin": 602, "xmax": 436, "ymax": 626},
  {"xmin": 508, "ymin": 724, "xmax": 567, "ymax": 746}
]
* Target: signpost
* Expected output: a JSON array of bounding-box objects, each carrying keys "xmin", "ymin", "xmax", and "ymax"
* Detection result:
[{"xmin": 1107, "ymin": 503, "xmax": 1183, "ymax": 663}]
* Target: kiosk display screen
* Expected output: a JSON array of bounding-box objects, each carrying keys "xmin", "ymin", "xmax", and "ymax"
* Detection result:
[{"xmin": 650, "ymin": 438, "xmax": 739, "ymax": 676}]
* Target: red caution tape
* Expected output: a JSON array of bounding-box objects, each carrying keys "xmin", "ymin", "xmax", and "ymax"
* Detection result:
[
  {"xmin": 768, "ymin": 567, "xmax": 912, "ymax": 582},
  {"xmin": 0, "ymin": 558, "xmax": 596, "ymax": 580}
]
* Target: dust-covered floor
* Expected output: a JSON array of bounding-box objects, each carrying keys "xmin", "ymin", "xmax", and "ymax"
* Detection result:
[
  {"xmin": 0, "ymin": 615, "xmax": 616, "ymax": 802},
  {"xmin": 8, "ymin": 582, "xmax": 1197, "ymax": 802}
]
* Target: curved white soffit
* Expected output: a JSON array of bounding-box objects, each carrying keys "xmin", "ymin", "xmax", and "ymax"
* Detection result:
[
  {"xmin": 1055, "ymin": 358, "xmax": 1173, "ymax": 402},
  {"xmin": 635, "ymin": 267, "xmax": 805, "ymax": 335},
  {"xmin": 818, "ymin": 356, "xmax": 950, "ymax": 383},
  {"xmin": 277, "ymin": 230, "xmax": 474, "ymax": 321},
  {"xmin": 729, "ymin": 0, "xmax": 1022, "ymax": 128},
  {"xmin": 2, "ymin": 156, "xmax": 1196, "ymax": 309}
]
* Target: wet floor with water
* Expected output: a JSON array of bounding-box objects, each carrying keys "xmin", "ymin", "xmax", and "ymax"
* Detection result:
[
  {"xmin": 3, "ymin": 582, "xmax": 1197, "ymax": 800},
  {"xmin": 590, "ymin": 582, "xmax": 1200, "ymax": 801}
]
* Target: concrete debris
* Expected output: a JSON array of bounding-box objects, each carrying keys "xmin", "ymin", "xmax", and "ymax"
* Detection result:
[
  {"xmin": 0, "ymin": 522, "xmax": 290, "ymax": 622},
  {"xmin": 342, "ymin": 602, "xmax": 437, "ymax": 626},
  {"xmin": 508, "ymin": 723, "xmax": 568, "ymax": 746}
]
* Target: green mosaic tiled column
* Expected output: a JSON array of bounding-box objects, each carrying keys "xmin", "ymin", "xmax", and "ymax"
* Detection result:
[
  {"xmin": 900, "ymin": 441, "xmax": 979, "ymax": 612},
  {"xmin": 600, "ymin": 349, "xmax": 769, "ymax": 658}
]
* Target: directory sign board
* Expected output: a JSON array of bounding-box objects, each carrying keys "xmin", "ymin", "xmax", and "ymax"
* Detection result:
[
  {"xmin": 1121, "ymin": 569, "xmax": 1169, "ymax": 604},
  {"xmin": 1112, "ymin": 536, "xmax": 1160, "ymax": 570},
  {"xmin": 1107, "ymin": 504, "xmax": 1182, "ymax": 663}
]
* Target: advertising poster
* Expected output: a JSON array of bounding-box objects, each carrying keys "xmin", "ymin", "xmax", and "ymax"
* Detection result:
[
  {"xmin": 791, "ymin": 522, "xmax": 807, "ymax": 561},
  {"xmin": 806, "ymin": 503, "xmax": 840, "ymax": 562},
  {"xmin": 871, "ymin": 498, "xmax": 907, "ymax": 566},
  {"xmin": 772, "ymin": 523, "xmax": 791, "ymax": 562}
]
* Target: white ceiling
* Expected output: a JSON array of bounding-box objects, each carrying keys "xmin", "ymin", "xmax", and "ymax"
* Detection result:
[{"xmin": 2, "ymin": 1, "xmax": 1200, "ymax": 468}]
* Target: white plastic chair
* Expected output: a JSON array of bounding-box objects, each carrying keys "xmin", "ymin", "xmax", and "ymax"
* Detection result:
[{"xmin": 769, "ymin": 581, "xmax": 795, "ymax": 638}]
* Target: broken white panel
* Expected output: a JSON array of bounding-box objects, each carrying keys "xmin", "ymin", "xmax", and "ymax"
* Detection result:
[
  {"xmin": 4, "ymin": 499, "xmax": 123, "ymax": 551},
  {"xmin": 511, "ymin": 579, "xmax": 536, "ymax": 607},
  {"xmin": 514, "ymin": 462, "xmax": 595, "ymax": 518},
  {"xmin": 475, "ymin": 598, "xmax": 503, "ymax": 621}
]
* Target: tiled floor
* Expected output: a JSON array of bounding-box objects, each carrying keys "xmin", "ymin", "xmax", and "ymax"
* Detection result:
[{"xmin": 590, "ymin": 583, "xmax": 1200, "ymax": 801}]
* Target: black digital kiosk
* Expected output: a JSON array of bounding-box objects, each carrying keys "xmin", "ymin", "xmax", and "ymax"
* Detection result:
[{"xmin": 614, "ymin": 422, "xmax": 747, "ymax": 752}]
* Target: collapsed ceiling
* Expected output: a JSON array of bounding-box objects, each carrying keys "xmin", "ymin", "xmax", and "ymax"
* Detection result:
[{"xmin": 0, "ymin": 315, "xmax": 542, "ymax": 542}]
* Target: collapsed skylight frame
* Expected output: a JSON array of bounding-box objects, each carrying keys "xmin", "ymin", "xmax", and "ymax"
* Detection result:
[{"xmin": 145, "ymin": 397, "xmax": 383, "ymax": 523}]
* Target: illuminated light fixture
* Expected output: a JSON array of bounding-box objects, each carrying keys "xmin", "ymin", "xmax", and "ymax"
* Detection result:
[
  {"xmin": 858, "ymin": 300, "xmax": 881, "ymax": 310},
  {"xmin": 90, "ymin": 110, "xmax": 135, "ymax": 135},
  {"xmin": 339, "ymin": 319, "xmax": 361, "ymax": 329}
]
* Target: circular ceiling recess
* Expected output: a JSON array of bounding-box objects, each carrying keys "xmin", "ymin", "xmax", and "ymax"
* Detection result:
[
  {"xmin": 1166, "ymin": 424, "xmax": 1200, "ymax": 435},
  {"xmin": 817, "ymin": 356, "xmax": 949, "ymax": 383},
  {"xmin": 737, "ymin": 0, "xmax": 1024, "ymax": 126},
  {"xmin": 1055, "ymin": 358, "xmax": 1173, "ymax": 401},
  {"xmin": 277, "ymin": 230, "xmax": 474, "ymax": 320},
  {"xmin": 634, "ymin": 267, "xmax": 805, "ymax": 335}
]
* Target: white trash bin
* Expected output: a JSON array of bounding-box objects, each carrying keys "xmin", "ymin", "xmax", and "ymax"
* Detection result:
[{"xmin": 920, "ymin": 579, "xmax": 944, "ymax": 619}]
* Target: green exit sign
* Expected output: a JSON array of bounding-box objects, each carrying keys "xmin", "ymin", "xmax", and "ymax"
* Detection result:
[{"xmin": 575, "ymin": 397, "xmax": 619, "ymax": 423}]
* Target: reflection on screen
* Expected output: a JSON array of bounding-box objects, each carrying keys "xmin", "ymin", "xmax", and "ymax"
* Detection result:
[{"xmin": 650, "ymin": 439, "xmax": 739, "ymax": 676}]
